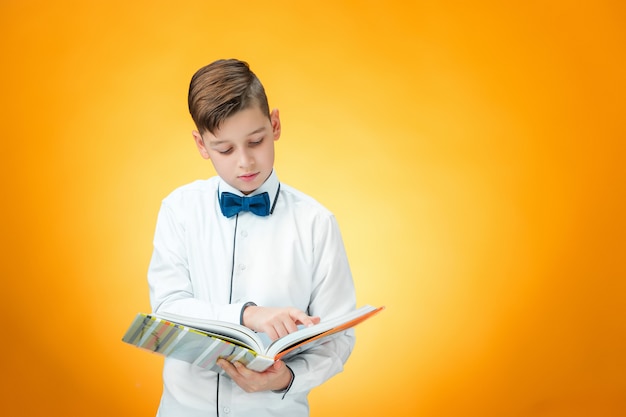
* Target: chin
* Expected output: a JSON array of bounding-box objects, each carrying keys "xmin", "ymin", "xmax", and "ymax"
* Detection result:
[{"xmin": 238, "ymin": 184, "xmax": 259, "ymax": 195}]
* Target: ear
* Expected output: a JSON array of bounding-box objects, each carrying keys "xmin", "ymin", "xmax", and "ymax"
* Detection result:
[
  {"xmin": 192, "ymin": 130, "xmax": 210, "ymax": 160},
  {"xmin": 270, "ymin": 109, "xmax": 281, "ymax": 141}
]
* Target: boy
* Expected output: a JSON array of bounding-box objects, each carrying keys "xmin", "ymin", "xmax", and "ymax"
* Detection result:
[{"xmin": 147, "ymin": 59, "xmax": 357, "ymax": 416}]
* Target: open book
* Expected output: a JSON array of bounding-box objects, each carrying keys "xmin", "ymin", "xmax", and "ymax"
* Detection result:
[{"xmin": 122, "ymin": 305, "xmax": 384, "ymax": 372}]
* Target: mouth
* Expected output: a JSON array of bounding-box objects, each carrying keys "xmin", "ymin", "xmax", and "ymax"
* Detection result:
[{"xmin": 238, "ymin": 172, "xmax": 259, "ymax": 182}]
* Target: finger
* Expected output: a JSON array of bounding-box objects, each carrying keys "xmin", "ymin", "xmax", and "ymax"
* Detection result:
[
  {"xmin": 232, "ymin": 361, "xmax": 249, "ymax": 377},
  {"xmin": 217, "ymin": 359, "xmax": 239, "ymax": 378},
  {"xmin": 271, "ymin": 360, "xmax": 284, "ymax": 372},
  {"xmin": 232, "ymin": 362, "xmax": 263, "ymax": 393},
  {"xmin": 264, "ymin": 325, "xmax": 279, "ymax": 341},
  {"xmin": 291, "ymin": 309, "xmax": 319, "ymax": 327},
  {"xmin": 275, "ymin": 322, "xmax": 291, "ymax": 339},
  {"xmin": 282, "ymin": 318, "xmax": 298, "ymax": 334}
]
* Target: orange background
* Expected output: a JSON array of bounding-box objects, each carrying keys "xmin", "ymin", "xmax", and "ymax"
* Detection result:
[{"xmin": 1, "ymin": 1, "xmax": 625, "ymax": 416}]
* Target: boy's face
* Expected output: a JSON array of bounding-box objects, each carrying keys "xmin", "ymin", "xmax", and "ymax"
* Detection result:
[{"xmin": 193, "ymin": 106, "xmax": 281, "ymax": 195}]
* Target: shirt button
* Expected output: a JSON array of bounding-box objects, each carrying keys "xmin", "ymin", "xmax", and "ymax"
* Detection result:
[
  {"xmin": 239, "ymin": 263, "xmax": 246, "ymax": 271},
  {"xmin": 241, "ymin": 230, "xmax": 248, "ymax": 237},
  {"xmin": 223, "ymin": 407, "xmax": 231, "ymax": 414}
]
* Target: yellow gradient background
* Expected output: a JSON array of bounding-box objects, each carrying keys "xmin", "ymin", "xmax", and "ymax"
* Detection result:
[{"xmin": 1, "ymin": 1, "xmax": 624, "ymax": 416}]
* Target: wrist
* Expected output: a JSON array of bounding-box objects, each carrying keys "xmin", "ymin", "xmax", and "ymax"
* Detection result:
[
  {"xmin": 240, "ymin": 301, "xmax": 256, "ymax": 325},
  {"xmin": 272, "ymin": 364, "xmax": 294, "ymax": 394}
]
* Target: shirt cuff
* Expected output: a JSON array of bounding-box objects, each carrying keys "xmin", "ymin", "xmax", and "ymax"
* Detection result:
[{"xmin": 239, "ymin": 301, "xmax": 257, "ymax": 325}]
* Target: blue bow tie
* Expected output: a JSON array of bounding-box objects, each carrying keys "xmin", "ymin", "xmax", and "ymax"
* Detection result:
[{"xmin": 219, "ymin": 191, "xmax": 271, "ymax": 218}]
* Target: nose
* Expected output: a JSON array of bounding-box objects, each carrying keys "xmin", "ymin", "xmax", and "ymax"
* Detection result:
[{"xmin": 237, "ymin": 148, "xmax": 254, "ymax": 168}]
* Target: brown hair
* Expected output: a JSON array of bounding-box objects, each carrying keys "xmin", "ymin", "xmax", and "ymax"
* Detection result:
[{"xmin": 188, "ymin": 59, "xmax": 270, "ymax": 134}]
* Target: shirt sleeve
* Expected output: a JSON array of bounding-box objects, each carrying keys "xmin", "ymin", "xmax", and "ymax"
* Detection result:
[
  {"xmin": 283, "ymin": 213, "xmax": 357, "ymax": 394},
  {"xmin": 147, "ymin": 200, "xmax": 244, "ymax": 323}
]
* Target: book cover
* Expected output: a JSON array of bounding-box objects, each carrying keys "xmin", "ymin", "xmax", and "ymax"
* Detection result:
[{"xmin": 122, "ymin": 305, "xmax": 384, "ymax": 372}]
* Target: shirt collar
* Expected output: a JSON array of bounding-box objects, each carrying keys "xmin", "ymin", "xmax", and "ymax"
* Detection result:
[{"xmin": 218, "ymin": 170, "xmax": 280, "ymax": 209}]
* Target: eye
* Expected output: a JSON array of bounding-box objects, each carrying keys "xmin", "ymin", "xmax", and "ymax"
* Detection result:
[
  {"xmin": 250, "ymin": 137, "xmax": 264, "ymax": 146},
  {"xmin": 217, "ymin": 148, "xmax": 233, "ymax": 155}
]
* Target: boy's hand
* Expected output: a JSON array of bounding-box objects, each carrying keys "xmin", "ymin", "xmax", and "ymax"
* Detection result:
[
  {"xmin": 217, "ymin": 359, "xmax": 292, "ymax": 393},
  {"xmin": 242, "ymin": 306, "xmax": 320, "ymax": 340}
]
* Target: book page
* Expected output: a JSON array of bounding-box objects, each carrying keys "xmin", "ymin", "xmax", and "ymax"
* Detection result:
[
  {"xmin": 153, "ymin": 311, "xmax": 266, "ymax": 353},
  {"xmin": 265, "ymin": 305, "xmax": 383, "ymax": 357}
]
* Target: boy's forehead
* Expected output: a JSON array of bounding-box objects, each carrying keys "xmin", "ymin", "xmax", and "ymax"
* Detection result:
[{"xmin": 206, "ymin": 107, "xmax": 271, "ymax": 142}]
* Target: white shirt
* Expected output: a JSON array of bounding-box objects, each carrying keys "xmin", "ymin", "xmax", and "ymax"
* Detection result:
[{"xmin": 148, "ymin": 170, "xmax": 356, "ymax": 417}]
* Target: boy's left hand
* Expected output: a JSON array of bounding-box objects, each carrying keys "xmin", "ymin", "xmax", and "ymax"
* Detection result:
[{"xmin": 217, "ymin": 359, "xmax": 293, "ymax": 393}]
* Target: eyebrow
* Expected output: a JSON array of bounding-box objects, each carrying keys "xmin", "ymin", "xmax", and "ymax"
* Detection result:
[{"xmin": 209, "ymin": 126, "xmax": 267, "ymax": 146}]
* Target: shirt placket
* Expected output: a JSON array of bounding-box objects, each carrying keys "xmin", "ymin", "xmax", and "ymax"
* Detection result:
[{"xmin": 230, "ymin": 216, "xmax": 251, "ymax": 306}]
